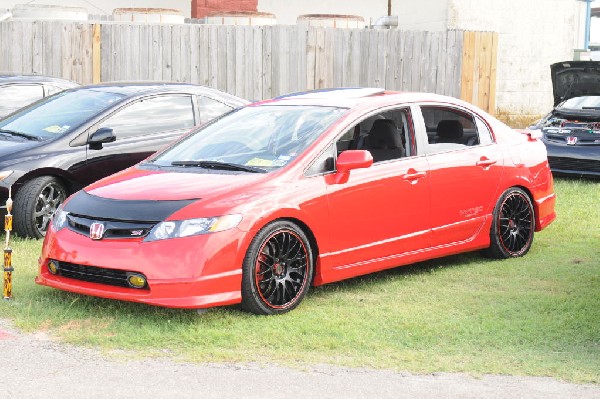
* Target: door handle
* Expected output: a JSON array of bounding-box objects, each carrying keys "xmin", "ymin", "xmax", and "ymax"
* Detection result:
[
  {"xmin": 402, "ymin": 171, "xmax": 426, "ymax": 182},
  {"xmin": 476, "ymin": 158, "xmax": 497, "ymax": 168}
]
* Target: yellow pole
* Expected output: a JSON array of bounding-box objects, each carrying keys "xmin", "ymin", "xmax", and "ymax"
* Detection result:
[{"xmin": 3, "ymin": 186, "xmax": 13, "ymax": 300}]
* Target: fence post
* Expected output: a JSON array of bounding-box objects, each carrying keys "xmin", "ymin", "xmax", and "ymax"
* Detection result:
[{"xmin": 92, "ymin": 23, "xmax": 101, "ymax": 83}]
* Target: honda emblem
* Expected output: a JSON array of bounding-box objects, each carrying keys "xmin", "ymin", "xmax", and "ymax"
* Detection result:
[
  {"xmin": 566, "ymin": 136, "xmax": 578, "ymax": 145},
  {"xmin": 89, "ymin": 222, "xmax": 105, "ymax": 240}
]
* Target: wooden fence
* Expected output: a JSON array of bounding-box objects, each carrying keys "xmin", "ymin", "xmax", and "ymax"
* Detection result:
[{"xmin": 0, "ymin": 21, "xmax": 498, "ymax": 113}]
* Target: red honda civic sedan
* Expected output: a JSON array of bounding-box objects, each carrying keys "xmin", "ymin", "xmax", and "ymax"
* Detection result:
[{"xmin": 36, "ymin": 88, "xmax": 556, "ymax": 315}]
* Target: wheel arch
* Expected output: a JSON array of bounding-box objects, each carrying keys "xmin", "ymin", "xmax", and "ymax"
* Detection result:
[
  {"xmin": 510, "ymin": 184, "xmax": 541, "ymax": 231},
  {"xmin": 13, "ymin": 168, "xmax": 79, "ymax": 197},
  {"xmin": 243, "ymin": 214, "xmax": 323, "ymax": 286}
]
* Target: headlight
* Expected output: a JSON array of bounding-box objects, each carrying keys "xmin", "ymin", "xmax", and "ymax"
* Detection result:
[
  {"xmin": 144, "ymin": 214, "xmax": 242, "ymax": 242},
  {"xmin": 51, "ymin": 204, "xmax": 69, "ymax": 232}
]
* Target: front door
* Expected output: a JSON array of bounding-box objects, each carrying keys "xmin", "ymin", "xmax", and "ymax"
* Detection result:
[{"xmin": 322, "ymin": 107, "xmax": 431, "ymax": 278}]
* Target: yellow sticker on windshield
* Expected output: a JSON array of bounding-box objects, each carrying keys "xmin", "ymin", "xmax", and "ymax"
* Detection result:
[
  {"xmin": 246, "ymin": 158, "xmax": 274, "ymax": 167},
  {"xmin": 43, "ymin": 125, "xmax": 69, "ymax": 134}
]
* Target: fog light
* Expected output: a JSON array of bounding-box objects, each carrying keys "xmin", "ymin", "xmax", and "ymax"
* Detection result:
[
  {"xmin": 47, "ymin": 260, "xmax": 59, "ymax": 275},
  {"xmin": 127, "ymin": 273, "xmax": 147, "ymax": 289}
]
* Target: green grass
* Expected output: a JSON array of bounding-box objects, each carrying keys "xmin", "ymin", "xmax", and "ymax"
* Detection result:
[{"xmin": 1, "ymin": 178, "xmax": 599, "ymax": 383}]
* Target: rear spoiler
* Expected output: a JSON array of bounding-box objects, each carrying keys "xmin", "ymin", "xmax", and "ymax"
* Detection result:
[{"xmin": 516, "ymin": 129, "xmax": 543, "ymax": 141}]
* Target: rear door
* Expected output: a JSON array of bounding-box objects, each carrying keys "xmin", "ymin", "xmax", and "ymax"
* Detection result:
[{"xmin": 416, "ymin": 104, "xmax": 503, "ymax": 247}]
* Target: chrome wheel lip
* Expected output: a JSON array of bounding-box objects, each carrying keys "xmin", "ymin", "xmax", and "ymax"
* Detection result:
[
  {"xmin": 254, "ymin": 229, "xmax": 309, "ymax": 310},
  {"xmin": 497, "ymin": 191, "xmax": 533, "ymax": 256}
]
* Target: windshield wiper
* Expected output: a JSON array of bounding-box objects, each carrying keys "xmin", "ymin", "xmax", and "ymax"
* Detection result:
[
  {"xmin": 0, "ymin": 129, "xmax": 42, "ymax": 141},
  {"xmin": 171, "ymin": 160, "xmax": 267, "ymax": 173},
  {"xmin": 581, "ymin": 106, "xmax": 600, "ymax": 110}
]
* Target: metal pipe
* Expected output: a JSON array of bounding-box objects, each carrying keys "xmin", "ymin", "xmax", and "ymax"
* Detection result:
[
  {"xmin": 373, "ymin": 15, "xmax": 398, "ymax": 29},
  {"xmin": 585, "ymin": 0, "xmax": 592, "ymax": 50}
]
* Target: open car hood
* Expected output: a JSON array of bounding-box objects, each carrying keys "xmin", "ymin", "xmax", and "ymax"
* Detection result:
[{"xmin": 551, "ymin": 61, "xmax": 600, "ymax": 106}]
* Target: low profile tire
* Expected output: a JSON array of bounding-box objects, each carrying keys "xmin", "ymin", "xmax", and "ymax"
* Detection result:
[
  {"xmin": 13, "ymin": 176, "xmax": 67, "ymax": 239},
  {"xmin": 241, "ymin": 221, "xmax": 313, "ymax": 315},
  {"xmin": 484, "ymin": 187, "xmax": 535, "ymax": 259}
]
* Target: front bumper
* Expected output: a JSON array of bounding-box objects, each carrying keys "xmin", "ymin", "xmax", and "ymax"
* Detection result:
[
  {"xmin": 543, "ymin": 140, "xmax": 600, "ymax": 178},
  {"xmin": 36, "ymin": 226, "xmax": 247, "ymax": 309}
]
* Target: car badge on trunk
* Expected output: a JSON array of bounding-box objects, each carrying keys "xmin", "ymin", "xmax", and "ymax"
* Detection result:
[
  {"xmin": 89, "ymin": 223, "xmax": 105, "ymax": 240},
  {"xmin": 566, "ymin": 136, "xmax": 578, "ymax": 145}
]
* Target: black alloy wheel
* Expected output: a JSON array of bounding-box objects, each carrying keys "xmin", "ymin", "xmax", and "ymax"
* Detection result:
[
  {"xmin": 485, "ymin": 187, "xmax": 535, "ymax": 259},
  {"xmin": 242, "ymin": 221, "xmax": 313, "ymax": 315},
  {"xmin": 13, "ymin": 176, "xmax": 67, "ymax": 238}
]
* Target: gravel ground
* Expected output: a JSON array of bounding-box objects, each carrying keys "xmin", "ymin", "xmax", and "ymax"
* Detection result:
[{"xmin": 1, "ymin": 318, "xmax": 598, "ymax": 399}]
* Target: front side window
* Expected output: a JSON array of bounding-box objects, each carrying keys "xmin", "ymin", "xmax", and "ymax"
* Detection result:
[
  {"xmin": 0, "ymin": 84, "xmax": 44, "ymax": 117},
  {"xmin": 0, "ymin": 89, "xmax": 125, "ymax": 140},
  {"xmin": 99, "ymin": 95, "xmax": 195, "ymax": 138},
  {"xmin": 151, "ymin": 105, "xmax": 345, "ymax": 172},
  {"xmin": 335, "ymin": 108, "xmax": 413, "ymax": 163},
  {"xmin": 421, "ymin": 106, "xmax": 486, "ymax": 153}
]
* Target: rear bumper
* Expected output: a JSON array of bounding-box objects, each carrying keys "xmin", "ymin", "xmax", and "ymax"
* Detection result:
[{"xmin": 534, "ymin": 192, "xmax": 556, "ymax": 231}]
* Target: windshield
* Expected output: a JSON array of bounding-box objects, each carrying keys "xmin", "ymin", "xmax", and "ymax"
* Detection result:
[
  {"xmin": 559, "ymin": 96, "xmax": 600, "ymax": 110},
  {"xmin": 152, "ymin": 105, "xmax": 345, "ymax": 171},
  {"xmin": 0, "ymin": 89, "xmax": 126, "ymax": 140}
]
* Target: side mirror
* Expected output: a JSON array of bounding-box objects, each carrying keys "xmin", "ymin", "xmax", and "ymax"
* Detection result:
[
  {"xmin": 333, "ymin": 150, "xmax": 373, "ymax": 184},
  {"xmin": 88, "ymin": 127, "xmax": 115, "ymax": 150}
]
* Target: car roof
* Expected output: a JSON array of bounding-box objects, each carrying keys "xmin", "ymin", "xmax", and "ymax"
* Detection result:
[
  {"xmin": 253, "ymin": 88, "xmax": 469, "ymax": 110},
  {"xmin": 70, "ymin": 82, "xmax": 248, "ymax": 104},
  {"xmin": 0, "ymin": 73, "xmax": 79, "ymax": 87}
]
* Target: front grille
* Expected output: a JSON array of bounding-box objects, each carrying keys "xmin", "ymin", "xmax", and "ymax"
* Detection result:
[
  {"xmin": 52, "ymin": 260, "xmax": 148, "ymax": 289},
  {"xmin": 545, "ymin": 134, "xmax": 600, "ymax": 145},
  {"xmin": 548, "ymin": 157, "xmax": 600, "ymax": 173},
  {"xmin": 67, "ymin": 215, "xmax": 156, "ymax": 239}
]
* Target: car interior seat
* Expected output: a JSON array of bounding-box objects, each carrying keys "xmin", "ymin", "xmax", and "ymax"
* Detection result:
[
  {"xmin": 364, "ymin": 119, "xmax": 405, "ymax": 162},
  {"xmin": 436, "ymin": 120, "xmax": 464, "ymax": 144}
]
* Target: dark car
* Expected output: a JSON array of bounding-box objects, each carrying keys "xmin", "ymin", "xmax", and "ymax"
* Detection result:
[
  {"xmin": 529, "ymin": 61, "xmax": 600, "ymax": 178},
  {"xmin": 0, "ymin": 82, "xmax": 248, "ymax": 238},
  {"xmin": 0, "ymin": 73, "xmax": 79, "ymax": 118}
]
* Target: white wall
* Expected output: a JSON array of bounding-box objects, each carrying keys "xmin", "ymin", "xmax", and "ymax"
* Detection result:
[
  {"xmin": 258, "ymin": 0, "xmax": 387, "ymax": 26},
  {"xmin": 447, "ymin": 0, "xmax": 587, "ymax": 125},
  {"xmin": 1, "ymin": 0, "xmax": 191, "ymax": 17},
  {"xmin": 391, "ymin": 0, "xmax": 448, "ymax": 31}
]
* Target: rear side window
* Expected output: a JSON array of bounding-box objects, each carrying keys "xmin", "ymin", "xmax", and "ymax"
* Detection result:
[
  {"xmin": 0, "ymin": 84, "xmax": 44, "ymax": 117},
  {"xmin": 421, "ymin": 106, "xmax": 489, "ymax": 153},
  {"xmin": 99, "ymin": 95, "xmax": 195, "ymax": 138},
  {"xmin": 45, "ymin": 85, "xmax": 67, "ymax": 97},
  {"xmin": 198, "ymin": 96, "xmax": 233, "ymax": 123}
]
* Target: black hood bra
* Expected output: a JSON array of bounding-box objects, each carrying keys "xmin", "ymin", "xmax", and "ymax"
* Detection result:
[{"xmin": 64, "ymin": 190, "xmax": 198, "ymax": 222}]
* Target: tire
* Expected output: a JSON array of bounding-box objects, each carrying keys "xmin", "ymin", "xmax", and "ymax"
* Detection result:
[
  {"xmin": 241, "ymin": 220, "xmax": 313, "ymax": 315},
  {"xmin": 484, "ymin": 187, "xmax": 535, "ymax": 259},
  {"xmin": 13, "ymin": 176, "xmax": 67, "ymax": 239}
]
